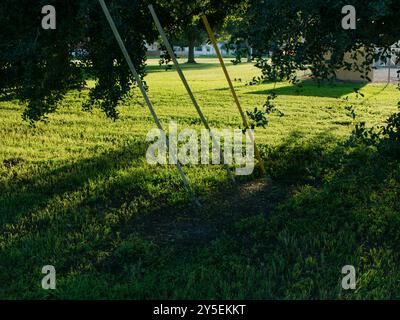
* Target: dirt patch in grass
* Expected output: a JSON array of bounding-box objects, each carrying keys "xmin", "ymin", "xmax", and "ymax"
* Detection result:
[{"xmin": 123, "ymin": 177, "xmax": 289, "ymax": 249}]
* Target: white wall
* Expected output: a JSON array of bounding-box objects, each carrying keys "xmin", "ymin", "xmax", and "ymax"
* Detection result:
[
  {"xmin": 148, "ymin": 43, "xmax": 229, "ymax": 57},
  {"xmin": 374, "ymin": 42, "xmax": 400, "ymax": 67}
]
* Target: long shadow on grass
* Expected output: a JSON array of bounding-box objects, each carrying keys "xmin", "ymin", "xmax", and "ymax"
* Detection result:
[
  {"xmin": 0, "ymin": 140, "xmax": 152, "ymax": 226},
  {"xmin": 245, "ymin": 81, "xmax": 367, "ymax": 98},
  {"xmin": 145, "ymin": 62, "xmax": 222, "ymax": 74},
  {"xmin": 2, "ymin": 130, "xmax": 398, "ymax": 299},
  {"xmin": 0, "ymin": 139, "xmax": 199, "ymax": 297},
  {"xmin": 93, "ymin": 132, "xmax": 400, "ymax": 299}
]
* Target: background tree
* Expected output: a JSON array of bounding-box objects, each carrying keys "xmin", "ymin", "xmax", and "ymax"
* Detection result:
[
  {"xmin": 155, "ymin": 0, "xmax": 243, "ymax": 64},
  {"xmin": 171, "ymin": 24, "xmax": 208, "ymax": 64},
  {"xmin": 223, "ymin": 1, "xmax": 253, "ymax": 63}
]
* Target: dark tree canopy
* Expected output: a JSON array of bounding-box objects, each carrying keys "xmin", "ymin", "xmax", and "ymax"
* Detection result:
[
  {"xmin": 1, "ymin": 0, "xmax": 159, "ymax": 124},
  {"xmin": 223, "ymin": 1, "xmax": 253, "ymax": 63},
  {"xmin": 246, "ymin": 0, "xmax": 400, "ymax": 81},
  {"xmin": 0, "ymin": 0, "xmax": 241, "ymax": 124}
]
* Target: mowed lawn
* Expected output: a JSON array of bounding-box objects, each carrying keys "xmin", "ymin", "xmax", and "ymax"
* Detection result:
[{"xmin": 0, "ymin": 58, "xmax": 399, "ymax": 299}]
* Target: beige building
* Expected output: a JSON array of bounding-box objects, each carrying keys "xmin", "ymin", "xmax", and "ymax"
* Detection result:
[
  {"xmin": 335, "ymin": 44, "xmax": 399, "ymax": 83},
  {"xmin": 335, "ymin": 49, "xmax": 373, "ymax": 82}
]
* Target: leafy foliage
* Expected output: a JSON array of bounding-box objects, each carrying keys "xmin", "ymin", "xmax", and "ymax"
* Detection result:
[
  {"xmin": 0, "ymin": 0, "xmax": 241, "ymax": 124},
  {"xmin": 222, "ymin": 1, "xmax": 252, "ymax": 64},
  {"xmin": 246, "ymin": 0, "xmax": 400, "ymax": 82},
  {"xmin": 246, "ymin": 93, "xmax": 284, "ymax": 129},
  {"xmin": 349, "ymin": 85, "xmax": 400, "ymax": 143},
  {"xmin": 0, "ymin": 0, "xmax": 160, "ymax": 124}
]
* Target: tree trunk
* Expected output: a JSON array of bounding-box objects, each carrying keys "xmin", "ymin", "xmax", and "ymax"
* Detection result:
[
  {"xmin": 187, "ymin": 35, "xmax": 196, "ymax": 64},
  {"xmin": 245, "ymin": 39, "xmax": 252, "ymax": 62}
]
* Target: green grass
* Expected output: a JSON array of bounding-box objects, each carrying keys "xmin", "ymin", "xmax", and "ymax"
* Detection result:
[{"xmin": 0, "ymin": 58, "xmax": 399, "ymax": 299}]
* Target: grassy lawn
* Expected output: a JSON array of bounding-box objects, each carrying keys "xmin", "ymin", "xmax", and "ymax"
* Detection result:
[{"xmin": 0, "ymin": 58, "xmax": 399, "ymax": 299}]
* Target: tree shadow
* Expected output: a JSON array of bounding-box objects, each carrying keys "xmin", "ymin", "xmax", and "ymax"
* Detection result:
[
  {"xmin": 245, "ymin": 80, "xmax": 367, "ymax": 98},
  {"xmin": 0, "ymin": 140, "xmax": 153, "ymax": 226},
  {"xmin": 145, "ymin": 61, "xmax": 222, "ymax": 74},
  {"xmin": 2, "ymin": 129, "xmax": 398, "ymax": 299},
  {"xmin": 75, "ymin": 131, "xmax": 399, "ymax": 299}
]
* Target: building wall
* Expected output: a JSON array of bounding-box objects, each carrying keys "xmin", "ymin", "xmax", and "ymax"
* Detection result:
[
  {"xmin": 335, "ymin": 44, "xmax": 399, "ymax": 82},
  {"xmin": 145, "ymin": 42, "xmax": 160, "ymax": 56},
  {"xmin": 374, "ymin": 42, "xmax": 400, "ymax": 67},
  {"xmin": 145, "ymin": 42, "xmax": 230, "ymax": 57},
  {"xmin": 335, "ymin": 49, "xmax": 373, "ymax": 82},
  {"xmin": 173, "ymin": 43, "xmax": 229, "ymax": 57}
]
